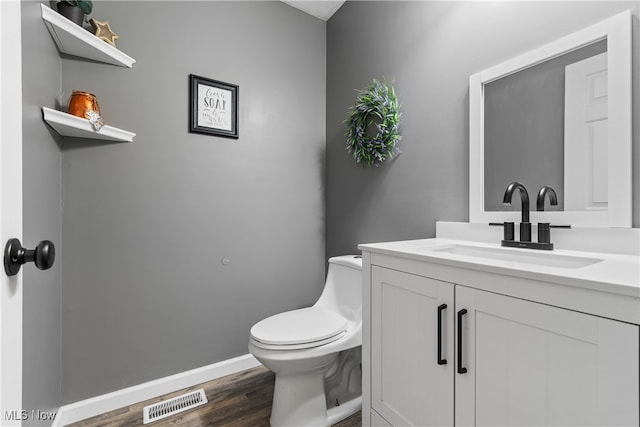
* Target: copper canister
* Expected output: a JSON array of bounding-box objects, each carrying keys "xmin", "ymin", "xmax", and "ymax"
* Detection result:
[{"xmin": 68, "ymin": 91, "xmax": 101, "ymax": 119}]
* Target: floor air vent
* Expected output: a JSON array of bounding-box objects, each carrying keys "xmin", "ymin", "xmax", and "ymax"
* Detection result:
[{"xmin": 143, "ymin": 389, "xmax": 208, "ymax": 424}]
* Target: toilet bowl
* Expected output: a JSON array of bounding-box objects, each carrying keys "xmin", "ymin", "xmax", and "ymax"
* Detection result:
[{"xmin": 248, "ymin": 255, "xmax": 362, "ymax": 427}]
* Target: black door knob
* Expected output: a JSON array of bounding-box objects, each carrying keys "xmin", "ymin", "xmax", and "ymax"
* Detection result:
[{"xmin": 4, "ymin": 238, "xmax": 55, "ymax": 276}]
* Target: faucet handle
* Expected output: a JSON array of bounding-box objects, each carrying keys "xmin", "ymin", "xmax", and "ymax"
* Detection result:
[
  {"xmin": 537, "ymin": 223, "xmax": 570, "ymax": 246},
  {"xmin": 504, "ymin": 222, "xmax": 515, "ymax": 241},
  {"xmin": 489, "ymin": 222, "xmax": 515, "ymax": 241},
  {"xmin": 537, "ymin": 223, "xmax": 551, "ymax": 244}
]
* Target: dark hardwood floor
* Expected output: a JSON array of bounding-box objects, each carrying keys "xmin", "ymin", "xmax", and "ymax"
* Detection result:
[{"xmin": 67, "ymin": 366, "xmax": 362, "ymax": 427}]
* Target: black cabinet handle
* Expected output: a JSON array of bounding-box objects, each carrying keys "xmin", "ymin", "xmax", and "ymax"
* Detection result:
[
  {"xmin": 457, "ymin": 308, "xmax": 468, "ymax": 374},
  {"xmin": 437, "ymin": 303, "xmax": 447, "ymax": 365},
  {"xmin": 4, "ymin": 238, "xmax": 55, "ymax": 276}
]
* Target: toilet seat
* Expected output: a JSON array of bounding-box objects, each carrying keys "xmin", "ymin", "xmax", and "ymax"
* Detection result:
[{"xmin": 250, "ymin": 307, "xmax": 348, "ymax": 350}]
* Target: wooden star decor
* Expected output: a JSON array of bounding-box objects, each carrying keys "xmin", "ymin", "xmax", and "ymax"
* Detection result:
[{"xmin": 90, "ymin": 19, "xmax": 119, "ymax": 47}]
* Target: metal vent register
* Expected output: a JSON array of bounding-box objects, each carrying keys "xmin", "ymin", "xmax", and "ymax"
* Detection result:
[{"xmin": 142, "ymin": 389, "xmax": 208, "ymax": 424}]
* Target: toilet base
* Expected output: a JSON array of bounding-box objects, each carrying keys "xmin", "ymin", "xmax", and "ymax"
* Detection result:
[
  {"xmin": 270, "ymin": 370, "xmax": 330, "ymax": 427},
  {"xmin": 327, "ymin": 395, "xmax": 362, "ymax": 425},
  {"xmin": 270, "ymin": 373, "xmax": 362, "ymax": 427},
  {"xmin": 268, "ymin": 347, "xmax": 362, "ymax": 427}
]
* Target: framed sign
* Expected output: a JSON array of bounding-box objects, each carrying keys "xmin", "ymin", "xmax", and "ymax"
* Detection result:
[{"xmin": 189, "ymin": 74, "xmax": 238, "ymax": 139}]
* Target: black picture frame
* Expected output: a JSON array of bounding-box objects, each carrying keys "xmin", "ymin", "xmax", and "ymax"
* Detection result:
[{"xmin": 189, "ymin": 74, "xmax": 238, "ymax": 139}]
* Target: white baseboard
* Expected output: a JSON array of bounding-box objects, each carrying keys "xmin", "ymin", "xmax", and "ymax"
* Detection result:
[{"xmin": 52, "ymin": 354, "xmax": 261, "ymax": 427}]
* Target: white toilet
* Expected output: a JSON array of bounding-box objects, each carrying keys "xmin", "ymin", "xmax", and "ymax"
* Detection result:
[{"xmin": 248, "ymin": 255, "xmax": 363, "ymax": 427}]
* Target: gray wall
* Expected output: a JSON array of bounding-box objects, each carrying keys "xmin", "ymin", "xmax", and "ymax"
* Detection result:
[
  {"xmin": 326, "ymin": 1, "xmax": 640, "ymax": 259},
  {"xmin": 21, "ymin": 1, "xmax": 62, "ymax": 424},
  {"xmin": 60, "ymin": 1, "xmax": 326, "ymax": 403}
]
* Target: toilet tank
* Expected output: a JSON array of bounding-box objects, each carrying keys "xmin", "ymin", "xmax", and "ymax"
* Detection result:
[{"xmin": 314, "ymin": 255, "xmax": 362, "ymax": 322}]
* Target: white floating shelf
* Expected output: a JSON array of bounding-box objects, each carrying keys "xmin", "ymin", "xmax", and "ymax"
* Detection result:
[
  {"xmin": 41, "ymin": 4, "xmax": 135, "ymax": 68},
  {"xmin": 42, "ymin": 107, "xmax": 136, "ymax": 142}
]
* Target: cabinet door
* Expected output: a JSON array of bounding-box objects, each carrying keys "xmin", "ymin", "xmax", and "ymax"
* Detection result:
[
  {"xmin": 456, "ymin": 286, "xmax": 639, "ymax": 427},
  {"xmin": 371, "ymin": 266, "xmax": 454, "ymax": 426}
]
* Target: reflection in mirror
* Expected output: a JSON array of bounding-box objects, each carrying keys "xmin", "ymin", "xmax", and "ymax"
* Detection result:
[
  {"xmin": 483, "ymin": 40, "xmax": 607, "ymax": 212},
  {"xmin": 469, "ymin": 9, "xmax": 631, "ymax": 227}
]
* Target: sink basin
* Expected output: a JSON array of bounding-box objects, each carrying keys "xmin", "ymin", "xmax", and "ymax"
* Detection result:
[{"xmin": 428, "ymin": 244, "xmax": 602, "ymax": 269}]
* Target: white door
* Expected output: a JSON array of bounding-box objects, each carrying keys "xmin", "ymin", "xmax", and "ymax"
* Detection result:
[
  {"xmin": 455, "ymin": 286, "xmax": 639, "ymax": 427},
  {"xmin": 0, "ymin": 0, "xmax": 24, "ymax": 424},
  {"xmin": 371, "ymin": 266, "xmax": 454, "ymax": 426},
  {"xmin": 564, "ymin": 52, "xmax": 608, "ymax": 211}
]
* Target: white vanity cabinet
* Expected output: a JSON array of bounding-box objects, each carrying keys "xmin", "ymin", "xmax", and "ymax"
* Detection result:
[
  {"xmin": 370, "ymin": 266, "xmax": 454, "ymax": 426},
  {"xmin": 456, "ymin": 285, "xmax": 638, "ymax": 427},
  {"xmin": 362, "ymin": 249, "xmax": 640, "ymax": 427}
]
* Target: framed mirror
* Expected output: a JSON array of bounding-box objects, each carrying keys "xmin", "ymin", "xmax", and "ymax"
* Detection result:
[{"xmin": 469, "ymin": 10, "xmax": 632, "ymax": 227}]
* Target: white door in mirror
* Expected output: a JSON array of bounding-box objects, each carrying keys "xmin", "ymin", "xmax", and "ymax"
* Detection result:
[{"xmin": 565, "ymin": 52, "xmax": 608, "ymax": 211}]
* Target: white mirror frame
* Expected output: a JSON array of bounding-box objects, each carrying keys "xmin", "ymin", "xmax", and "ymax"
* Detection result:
[{"xmin": 469, "ymin": 10, "xmax": 632, "ymax": 228}]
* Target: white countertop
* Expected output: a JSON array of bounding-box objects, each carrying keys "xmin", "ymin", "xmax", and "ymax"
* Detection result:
[{"xmin": 359, "ymin": 237, "xmax": 640, "ymax": 299}]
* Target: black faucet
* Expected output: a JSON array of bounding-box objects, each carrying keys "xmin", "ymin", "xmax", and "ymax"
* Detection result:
[
  {"xmin": 502, "ymin": 181, "xmax": 531, "ymax": 242},
  {"xmin": 492, "ymin": 183, "xmax": 569, "ymax": 250}
]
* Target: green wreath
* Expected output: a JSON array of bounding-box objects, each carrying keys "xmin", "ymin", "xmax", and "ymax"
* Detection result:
[{"xmin": 345, "ymin": 79, "xmax": 401, "ymax": 167}]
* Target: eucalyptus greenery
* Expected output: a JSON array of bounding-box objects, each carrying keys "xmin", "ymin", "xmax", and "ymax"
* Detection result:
[
  {"xmin": 62, "ymin": 0, "xmax": 93, "ymax": 15},
  {"xmin": 345, "ymin": 79, "xmax": 401, "ymax": 167}
]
